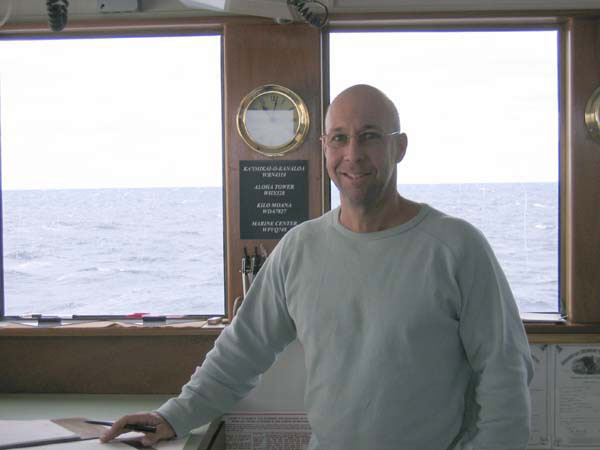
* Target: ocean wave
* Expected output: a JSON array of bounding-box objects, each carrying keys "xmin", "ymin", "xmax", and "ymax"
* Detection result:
[
  {"xmin": 56, "ymin": 266, "xmax": 112, "ymax": 281},
  {"xmin": 56, "ymin": 220, "xmax": 78, "ymax": 227},
  {"xmin": 123, "ymin": 255, "xmax": 167, "ymax": 263},
  {"xmin": 116, "ymin": 268, "xmax": 152, "ymax": 274},
  {"xmin": 5, "ymin": 268, "xmax": 34, "ymax": 278},
  {"xmin": 5, "ymin": 250, "xmax": 38, "ymax": 260},
  {"xmin": 79, "ymin": 266, "xmax": 112, "ymax": 272},
  {"xmin": 13, "ymin": 260, "xmax": 50, "ymax": 271},
  {"xmin": 43, "ymin": 221, "xmax": 80, "ymax": 231},
  {"xmin": 96, "ymin": 223, "xmax": 119, "ymax": 230},
  {"xmin": 180, "ymin": 230, "xmax": 201, "ymax": 236},
  {"xmin": 56, "ymin": 266, "xmax": 169, "ymax": 282}
]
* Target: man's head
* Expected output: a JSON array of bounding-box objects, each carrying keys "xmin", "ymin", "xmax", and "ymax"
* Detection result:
[{"xmin": 323, "ymin": 84, "xmax": 407, "ymax": 211}]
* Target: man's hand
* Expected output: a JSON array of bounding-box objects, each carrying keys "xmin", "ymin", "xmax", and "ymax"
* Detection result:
[{"xmin": 99, "ymin": 411, "xmax": 176, "ymax": 447}]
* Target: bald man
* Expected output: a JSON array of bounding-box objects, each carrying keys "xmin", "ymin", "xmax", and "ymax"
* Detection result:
[{"xmin": 102, "ymin": 85, "xmax": 533, "ymax": 450}]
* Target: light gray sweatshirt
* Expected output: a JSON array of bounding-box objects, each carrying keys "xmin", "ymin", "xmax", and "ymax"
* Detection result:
[{"xmin": 158, "ymin": 205, "xmax": 533, "ymax": 450}]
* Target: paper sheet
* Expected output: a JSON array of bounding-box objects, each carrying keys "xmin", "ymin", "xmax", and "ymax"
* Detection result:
[
  {"xmin": 39, "ymin": 439, "xmax": 132, "ymax": 449},
  {"xmin": 553, "ymin": 344, "xmax": 600, "ymax": 449},
  {"xmin": 225, "ymin": 413, "xmax": 310, "ymax": 450},
  {"xmin": 0, "ymin": 419, "xmax": 79, "ymax": 449}
]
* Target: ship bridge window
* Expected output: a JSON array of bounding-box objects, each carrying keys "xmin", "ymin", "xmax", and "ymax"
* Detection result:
[
  {"xmin": 0, "ymin": 35, "xmax": 225, "ymax": 318},
  {"xmin": 329, "ymin": 30, "xmax": 559, "ymax": 314}
]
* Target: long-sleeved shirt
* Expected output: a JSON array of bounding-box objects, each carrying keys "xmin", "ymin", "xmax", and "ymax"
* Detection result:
[{"xmin": 157, "ymin": 204, "xmax": 534, "ymax": 450}]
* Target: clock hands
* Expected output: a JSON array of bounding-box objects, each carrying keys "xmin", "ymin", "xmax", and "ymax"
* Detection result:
[{"xmin": 259, "ymin": 97, "xmax": 276, "ymax": 122}]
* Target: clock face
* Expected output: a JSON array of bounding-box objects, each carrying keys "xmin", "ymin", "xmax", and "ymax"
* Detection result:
[
  {"xmin": 237, "ymin": 84, "xmax": 310, "ymax": 156},
  {"xmin": 245, "ymin": 92, "xmax": 299, "ymax": 148}
]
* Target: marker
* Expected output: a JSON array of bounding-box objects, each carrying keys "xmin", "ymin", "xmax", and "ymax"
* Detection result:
[{"xmin": 84, "ymin": 420, "xmax": 157, "ymax": 433}]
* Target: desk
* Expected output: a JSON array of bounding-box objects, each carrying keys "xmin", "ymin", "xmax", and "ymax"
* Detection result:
[
  {"xmin": 0, "ymin": 394, "xmax": 220, "ymax": 449},
  {"xmin": 0, "ymin": 394, "xmax": 171, "ymax": 420},
  {"xmin": 0, "ymin": 341, "xmax": 306, "ymax": 450}
]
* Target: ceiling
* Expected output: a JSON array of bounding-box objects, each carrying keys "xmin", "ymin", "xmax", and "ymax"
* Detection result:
[{"xmin": 3, "ymin": 0, "xmax": 600, "ymax": 25}]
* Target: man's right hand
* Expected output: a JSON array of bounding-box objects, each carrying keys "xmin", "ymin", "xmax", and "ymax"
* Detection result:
[{"xmin": 99, "ymin": 411, "xmax": 176, "ymax": 447}]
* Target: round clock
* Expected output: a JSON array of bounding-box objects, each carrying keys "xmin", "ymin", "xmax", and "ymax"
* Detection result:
[
  {"xmin": 236, "ymin": 84, "xmax": 310, "ymax": 156},
  {"xmin": 585, "ymin": 86, "xmax": 600, "ymax": 142}
]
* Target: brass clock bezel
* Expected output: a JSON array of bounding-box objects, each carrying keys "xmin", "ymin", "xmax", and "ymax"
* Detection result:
[
  {"xmin": 236, "ymin": 84, "xmax": 310, "ymax": 157},
  {"xmin": 584, "ymin": 86, "xmax": 600, "ymax": 142}
]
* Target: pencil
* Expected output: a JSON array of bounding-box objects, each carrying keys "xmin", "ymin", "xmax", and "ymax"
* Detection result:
[{"xmin": 84, "ymin": 420, "xmax": 157, "ymax": 433}]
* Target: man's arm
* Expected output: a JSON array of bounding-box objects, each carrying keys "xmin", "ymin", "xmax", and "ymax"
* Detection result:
[
  {"xmin": 156, "ymin": 240, "xmax": 297, "ymax": 438},
  {"xmin": 457, "ymin": 228, "xmax": 534, "ymax": 450},
  {"xmin": 102, "ymin": 239, "xmax": 297, "ymax": 444}
]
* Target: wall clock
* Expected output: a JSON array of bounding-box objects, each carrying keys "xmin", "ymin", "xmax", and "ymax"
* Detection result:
[
  {"xmin": 236, "ymin": 84, "xmax": 310, "ymax": 156},
  {"xmin": 584, "ymin": 86, "xmax": 600, "ymax": 142}
]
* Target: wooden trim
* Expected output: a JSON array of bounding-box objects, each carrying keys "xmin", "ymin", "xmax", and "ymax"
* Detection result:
[
  {"xmin": 0, "ymin": 324, "xmax": 222, "ymax": 393},
  {"xmin": 4, "ymin": 10, "xmax": 596, "ymax": 38},
  {"xmin": 564, "ymin": 18, "xmax": 600, "ymax": 322},
  {"xmin": 527, "ymin": 323, "xmax": 600, "ymax": 334},
  {"xmin": 327, "ymin": 11, "xmax": 599, "ymax": 28},
  {"xmin": 0, "ymin": 16, "xmax": 272, "ymax": 37},
  {"xmin": 222, "ymin": 23, "xmax": 323, "ymax": 317},
  {"xmin": 529, "ymin": 333, "xmax": 600, "ymax": 344},
  {"xmin": 0, "ymin": 332, "xmax": 219, "ymax": 394},
  {"xmin": 559, "ymin": 25, "xmax": 569, "ymax": 318},
  {"xmin": 564, "ymin": 19, "xmax": 575, "ymax": 320},
  {"xmin": 0, "ymin": 326, "xmax": 223, "ymax": 338}
]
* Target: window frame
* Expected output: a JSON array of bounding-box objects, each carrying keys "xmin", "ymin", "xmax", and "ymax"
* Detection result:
[
  {"xmin": 1, "ymin": 11, "xmax": 600, "ymax": 395},
  {"xmin": 323, "ymin": 25, "xmax": 563, "ymax": 317},
  {"xmin": 322, "ymin": 19, "xmax": 572, "ymax": 328},
  {"xmin": 320, "ymin": 14, "xmax": 600, "ymax": 331},
  {"xmin": 0, "ymin": 28, "xmax": 228, "ymax": 320}
]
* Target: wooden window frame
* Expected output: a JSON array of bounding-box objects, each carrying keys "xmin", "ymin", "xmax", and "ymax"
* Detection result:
[
  {"xmin": 1, "ymin": 11, "xmax": 599, "ymax": 394},
  {"xmin": 0, "ymin": 24, "xmax": 227, "ymax": 320},
  {"xmin": 322, "ymin": 12, "xmax": 600, "ymax": 332}
]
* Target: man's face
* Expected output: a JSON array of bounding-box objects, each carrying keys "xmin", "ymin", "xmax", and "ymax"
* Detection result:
[{"xmin": 323, "ymin": 90, "xmax": 406, "ymax": 210}]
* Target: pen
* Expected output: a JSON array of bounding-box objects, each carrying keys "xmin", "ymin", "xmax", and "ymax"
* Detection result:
[{"xmin": 84, "ymin": 420, "xmax": 157, "ymax": 433}]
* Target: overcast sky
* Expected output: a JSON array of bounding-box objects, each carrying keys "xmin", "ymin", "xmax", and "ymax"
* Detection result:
[
  {"xmin": 330, "ymin": 30, "xmax": 559, "ymax": 185},
  {"xmin": 0, "ymin": 30, "xmax": 558, "ymax": 190},
  {"xmin": 0, "ymin": 35, "xmax": 222, "ymax": 190}
]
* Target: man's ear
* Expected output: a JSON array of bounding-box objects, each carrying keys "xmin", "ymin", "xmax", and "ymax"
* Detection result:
[
  {"xmin": 396, "ymin": 133, "xmax": 408, "ymax": 163},
  {"xmin": 322, "ymin": 140, "xmax": 331, "ymax": 160}
]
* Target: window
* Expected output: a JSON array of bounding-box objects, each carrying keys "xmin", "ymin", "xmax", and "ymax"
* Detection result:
[
  {"xmin": 0, "ymin": 35, "xmax": 224, "ymax": 317},
  {"xmin": 329, "ymin": 30, "xmax": 559, "ymax": 313}
]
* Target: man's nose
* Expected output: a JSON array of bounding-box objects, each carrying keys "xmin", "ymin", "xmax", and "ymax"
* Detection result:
[{"xmin": 343, "ymin": 135, "xmax": 365, "ymax": 161}]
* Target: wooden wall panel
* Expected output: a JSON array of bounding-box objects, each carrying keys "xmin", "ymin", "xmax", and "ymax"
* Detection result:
[
  {"xmin": 0, "ymin": 333, "xmax": 218, "ymax": 394},
  {"xmin": 566, "ymin": 18, "xmax": 600, "ymax": 322},
  {"xmin": 223, "ymin": 24, "xmax": 323, "ymax": 316}
]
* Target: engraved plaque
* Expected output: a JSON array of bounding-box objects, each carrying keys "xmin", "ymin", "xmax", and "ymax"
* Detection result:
[{"xmin": 240, "ymin": 160, "xmax": 309, "ymax": 239}]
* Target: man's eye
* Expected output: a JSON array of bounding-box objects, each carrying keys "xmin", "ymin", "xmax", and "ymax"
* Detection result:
[
  {"xmin": 360, "ymin": 131, "xmax": 382, "ymax": 142},
  {"xmin": 331, "ymin": 134, "xmax": 348, "ymax": 143}
]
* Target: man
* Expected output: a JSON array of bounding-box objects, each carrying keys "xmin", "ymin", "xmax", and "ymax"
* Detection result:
[{"xmin": 102, "ymin": 84, "xmax": 533, "ymax": 449}]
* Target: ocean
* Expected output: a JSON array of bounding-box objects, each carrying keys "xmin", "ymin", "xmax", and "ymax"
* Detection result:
[
  {"xmin": 336, "ymin": 182, "xmax": 559, "ymax": 313},
  {"xmin": 2, "ymin": 183, "xmax": 558, "ymax": 316}
]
